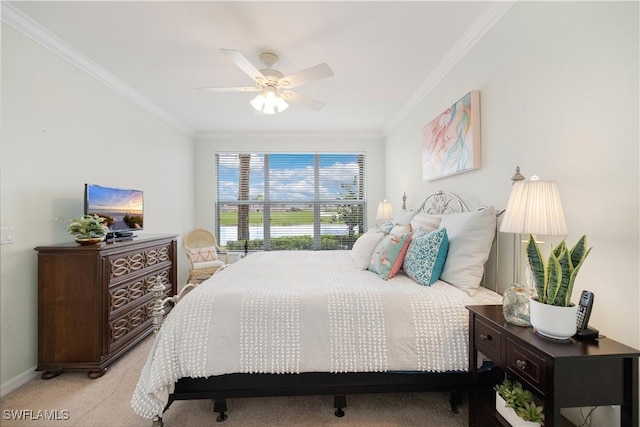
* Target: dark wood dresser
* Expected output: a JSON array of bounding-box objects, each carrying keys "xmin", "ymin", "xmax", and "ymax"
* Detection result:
[{"xmin": 35, "ymin": 234, "xmax": 177, "ymax": 379}]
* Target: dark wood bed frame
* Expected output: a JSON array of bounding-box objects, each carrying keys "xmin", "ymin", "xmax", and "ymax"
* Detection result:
[
  {"xmin": 161, "ymin": 371, "xmax": 471, "ymax": 425},
  {"xmin": 150, "ymin": 191, "xmax": 500, "ymax": 427}
]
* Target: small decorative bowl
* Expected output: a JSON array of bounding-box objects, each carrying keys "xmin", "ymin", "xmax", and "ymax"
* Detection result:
[{"xmin": 75, "ymin": 237, "xmax": 104, "ymax": 245}]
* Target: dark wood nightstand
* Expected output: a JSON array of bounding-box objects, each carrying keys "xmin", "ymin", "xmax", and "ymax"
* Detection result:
[{"xmin": 467, "ymin": 304, "xmax": 639, "ymax": 427}]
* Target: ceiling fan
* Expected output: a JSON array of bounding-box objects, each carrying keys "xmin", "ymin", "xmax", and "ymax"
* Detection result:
[{"xmin": 198, "ymin": 49, "xmax": 334, "ymax": 114}]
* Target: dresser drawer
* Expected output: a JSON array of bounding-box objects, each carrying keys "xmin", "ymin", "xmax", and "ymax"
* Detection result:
[
  {"xmin": 108, "ymin": 288, "xmax": 171, "ymax": 354},
  {"xmin": 109, "ymin": 269, "xmax": 171, "ymax": 318},
  {"xmin": 474, "ymin": 318, "xmax": 504, "ymax": 363},
  {"xmin": 107, "ymin": 242, "xmax": 172, "ymax": 282},
  {"xmin": 506, "ymin": 337, "xmax": 546, "ymax": 394}
]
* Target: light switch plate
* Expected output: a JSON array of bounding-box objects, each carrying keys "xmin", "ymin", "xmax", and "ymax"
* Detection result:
[{"xmin": 1, "ymin": 227, "xmax": 15, "ymax": 244}]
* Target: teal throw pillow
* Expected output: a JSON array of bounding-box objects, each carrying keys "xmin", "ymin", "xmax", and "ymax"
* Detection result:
[{"xmin": 403, "ymin": 227, "xmax": 449, "ymax": 286}]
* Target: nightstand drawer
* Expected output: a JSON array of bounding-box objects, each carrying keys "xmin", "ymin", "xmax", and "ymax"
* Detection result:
[
  {"xmin": 474, "ymin": 318, "xmax": 504, "ymax": 363},
  {"xmin": 506, "ymin": 337, "xmax": 546, "ymax": 394}
]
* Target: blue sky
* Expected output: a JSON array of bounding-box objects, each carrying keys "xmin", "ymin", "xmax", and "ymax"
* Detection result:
[{"xmin": 217, "ymin": 153, "xmax": 362, "ymax": 201}]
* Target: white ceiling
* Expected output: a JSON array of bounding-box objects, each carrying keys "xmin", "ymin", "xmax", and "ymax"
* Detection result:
[{"xmin": 5, "ymin": 1, "xmax": 510, "ymax": 137}]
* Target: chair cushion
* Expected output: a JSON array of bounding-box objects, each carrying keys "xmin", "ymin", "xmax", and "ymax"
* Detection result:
[
  {"xmin": 193, "ymin": 259, "xmax": 225, "ymax": 269},
  {"xmin": 189, "ymin": 245, "xmax": 219, "ymax": 262}
]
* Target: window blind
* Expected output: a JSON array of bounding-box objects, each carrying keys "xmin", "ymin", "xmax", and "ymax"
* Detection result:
[{"xmin": 215, "ymin": 152, "xmax": 366, "ymax": 251}]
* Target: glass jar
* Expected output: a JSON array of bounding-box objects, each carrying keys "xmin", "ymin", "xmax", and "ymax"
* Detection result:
[{"xmin": 502, "ymin": 283, "xmax": 531, "ymax": 327}]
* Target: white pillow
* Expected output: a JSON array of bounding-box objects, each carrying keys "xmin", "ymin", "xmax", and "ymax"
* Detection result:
[
  {"xmin": 394, "ymin": 210, "xmax": 418, "ymax": 225},
  {"xmin": 410, "ymin": 213, "xmax": 441, "ymax": 235},
  {"xmin": 351, "ymin": 230, "xmax": 385, "ymax": 270},
  {"xmin": 389, "ymin": 224, "xmax": 411, "ymax": 236},
  {"xmin": 438, "ymin": 207, "xmax": 496, "ymax": 296}
]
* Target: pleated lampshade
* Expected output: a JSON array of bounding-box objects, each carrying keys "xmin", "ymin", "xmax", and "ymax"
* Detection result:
[{"xmin": 500, "ymin": 177, "xmax": 568, "ymax": 236}]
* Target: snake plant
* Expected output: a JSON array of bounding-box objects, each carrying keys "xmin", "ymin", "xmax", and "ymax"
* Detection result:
[{"xmin": 525, "ymin": 234, "xmax": 591, "ymax": 306}]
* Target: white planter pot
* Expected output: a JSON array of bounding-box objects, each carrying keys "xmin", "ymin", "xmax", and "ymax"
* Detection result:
[
  {"xmin": 529, "ymin": 298, "xmax": 577, "ymax": 340},
  {"xmin": 495, "ymin": 393, "xmax": 540, "ymax": 427}
]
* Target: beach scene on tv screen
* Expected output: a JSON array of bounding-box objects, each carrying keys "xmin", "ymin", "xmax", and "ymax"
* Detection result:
[{"xmin": 88, "ymin": 186, "xmax": 143, "ymax": 230}]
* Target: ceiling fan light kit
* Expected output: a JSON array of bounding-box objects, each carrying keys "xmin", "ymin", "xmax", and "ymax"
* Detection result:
[
  {"xmin": 250, "ymin": 88, "xmax": 289, "ymax": 115},
  {"xmin": 200, "ymin": 49, "xmax": 334, "ymax": 114}
]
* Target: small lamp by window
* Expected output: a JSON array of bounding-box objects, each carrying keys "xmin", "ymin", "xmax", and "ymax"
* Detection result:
[{"xmin": 376, "ymin": 200, "xmax": 394, "ymax": 221}]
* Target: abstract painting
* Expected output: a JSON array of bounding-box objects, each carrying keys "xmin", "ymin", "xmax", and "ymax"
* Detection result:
[{"xmin": 422, "ymin": 90, "xmax": 480, "ymax": 181}]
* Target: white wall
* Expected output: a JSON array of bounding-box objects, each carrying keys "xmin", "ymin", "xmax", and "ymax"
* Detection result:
[
  {"xmin": 0, "ymin": 26, "xmax": 195, "ymax": 392},
  {"xmin": 385, "ymin": 1, "xmax": 639, "ymax": 350},
  {"xmin": 194, "ymin": 134, "xmax": 385, "ymax": 233}
]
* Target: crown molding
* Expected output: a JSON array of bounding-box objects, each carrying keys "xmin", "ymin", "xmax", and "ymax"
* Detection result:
[
  {"xmin": 1, "ymin": 2, "xmax": 193, "ymax": 136},
  {"xmin": 384, "ymin": 0, "xmax": 515, "ymax": 135},
  {"xmin": 194, "ymin": 131, "xmax": 384, "ymax": 142}
]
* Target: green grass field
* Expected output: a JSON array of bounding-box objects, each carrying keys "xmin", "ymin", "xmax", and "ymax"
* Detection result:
[{"xmin": 219, "ymin": 210, "xmax": 335, "ymax": 226}]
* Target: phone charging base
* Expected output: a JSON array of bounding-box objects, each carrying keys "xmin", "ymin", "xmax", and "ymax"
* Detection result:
[{"xmin": 574, "ymin": 327, "xmax": 599, "ymax": 340}]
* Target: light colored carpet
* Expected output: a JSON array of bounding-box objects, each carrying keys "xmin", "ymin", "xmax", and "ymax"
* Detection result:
[{"xmin": 0, "ymin": 336, "xmax": 469, "ymax": 427}]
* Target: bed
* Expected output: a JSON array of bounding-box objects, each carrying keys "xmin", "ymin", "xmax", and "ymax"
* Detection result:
[{"xmin": 132, "ymin": 191, "xmax": 503, "ymax": 426}]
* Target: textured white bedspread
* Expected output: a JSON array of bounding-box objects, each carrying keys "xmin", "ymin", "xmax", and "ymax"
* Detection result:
[{"xmin": 132, "ymin": 251, "xmax": 501, "ymax": 418}]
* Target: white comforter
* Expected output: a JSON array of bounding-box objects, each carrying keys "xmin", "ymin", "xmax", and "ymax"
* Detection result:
[{"xmin": 132, "ymin": 251, "xmax": 501, "ymax": 418}]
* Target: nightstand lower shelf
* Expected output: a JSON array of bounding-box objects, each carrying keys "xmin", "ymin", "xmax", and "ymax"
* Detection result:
[{"xmin": 473, "ymin": 389, "xmax": 574, "ymax": 427}]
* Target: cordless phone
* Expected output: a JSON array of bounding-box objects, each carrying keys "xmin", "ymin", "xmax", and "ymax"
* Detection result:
[
  {"xmin": 576, "ymin": 290, "xmax": 594, "ymax": 330},
  {"xmin": 574, "ymin": 290, "xmax": 598, "ymax": 340}
]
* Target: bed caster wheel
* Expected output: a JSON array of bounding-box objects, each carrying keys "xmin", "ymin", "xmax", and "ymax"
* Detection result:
[
  {"xmin": 214, "ymin": 399, "xmax": 228, "ymax": 422},
  {"xmin": 151, "ymin": 416, "xmax": 164, "ymax": 427},
  {"xmin": 448, "ymin": 391, "xmax": 462, "ymax": 414},
  {"xmin": 333, "ymin": 395, "xmax": 346, "ymax": 417}
]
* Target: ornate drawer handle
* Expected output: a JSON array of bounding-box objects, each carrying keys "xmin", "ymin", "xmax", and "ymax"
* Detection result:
[
  {"xmin": 479, "ymin": 334, "xmax": 492, "ymax": 342},
  {"xmin": 515, "ymin": 359, "xmax": 527, "ymax": 370}
]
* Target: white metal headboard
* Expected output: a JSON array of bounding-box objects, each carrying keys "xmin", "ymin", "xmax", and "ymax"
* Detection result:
[{"xmin": 418, "ymin": 190, "xmax": 470, "ymax": 214}]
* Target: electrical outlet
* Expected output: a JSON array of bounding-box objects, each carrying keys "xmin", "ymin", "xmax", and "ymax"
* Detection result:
[{"xmin": 1, "ymin": 227, "xmax": 15, "ymax": 244}]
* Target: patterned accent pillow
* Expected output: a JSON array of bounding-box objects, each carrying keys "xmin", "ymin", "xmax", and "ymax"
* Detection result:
[
  {"xmin": 403, "ymin": 227, "xmax": 449, "ymax": 286},
  {"xmin": 189, "ymin": 245, "xmax": 219, "ymax": 263},
  {"xmin": 368, "ymin": 232, "xmax": 411, "ymax": 280}
]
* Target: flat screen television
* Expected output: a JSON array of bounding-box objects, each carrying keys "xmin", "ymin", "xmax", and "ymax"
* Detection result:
[{"xmin": 84, "ymin": 183, "xmax": 144, "ymax": 239}]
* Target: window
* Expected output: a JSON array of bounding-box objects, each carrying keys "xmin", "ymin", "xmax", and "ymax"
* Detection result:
[{"xmin": 215, "ymin": 153, "xmax": 366, "ymax": 251}]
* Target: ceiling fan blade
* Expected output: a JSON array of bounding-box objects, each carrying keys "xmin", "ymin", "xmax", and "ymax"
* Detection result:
[
  {"xmin": 221, "ymin": 49, "xmax": 265, "ymax": 83},
  {"xmin": 280, "ymin": 91, "xmax": 326, "ymax": 111},
  {"xmin": 278, "ymin": 63, "xmax": 334, "ymax": 89},
  {"xmin": 196, "ymin": 86, "xmax": 260, "ymax": 92}
]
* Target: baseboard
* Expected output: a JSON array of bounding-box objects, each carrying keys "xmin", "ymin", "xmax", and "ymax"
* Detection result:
[{"xmin": 0, "ymin": 367, "xmax": 38, "ymax": 398}]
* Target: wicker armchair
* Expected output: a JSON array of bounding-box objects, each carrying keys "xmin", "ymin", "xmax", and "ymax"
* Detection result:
[{"xmin": 183, "ymin": 229, "xmax": 228, "ymax": 284}]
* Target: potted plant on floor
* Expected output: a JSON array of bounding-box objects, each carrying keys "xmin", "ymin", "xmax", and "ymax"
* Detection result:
[
  {"xmin": 67, "ymin": 214, "xmax": 109, "ymax": 244},
  {"xmin": 526, "ymin": 234, "xmax": 592, "ymax": 340},
  {"xmin": 494, "ymin": 378, "xmax": 544, "ymax": 426}
]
